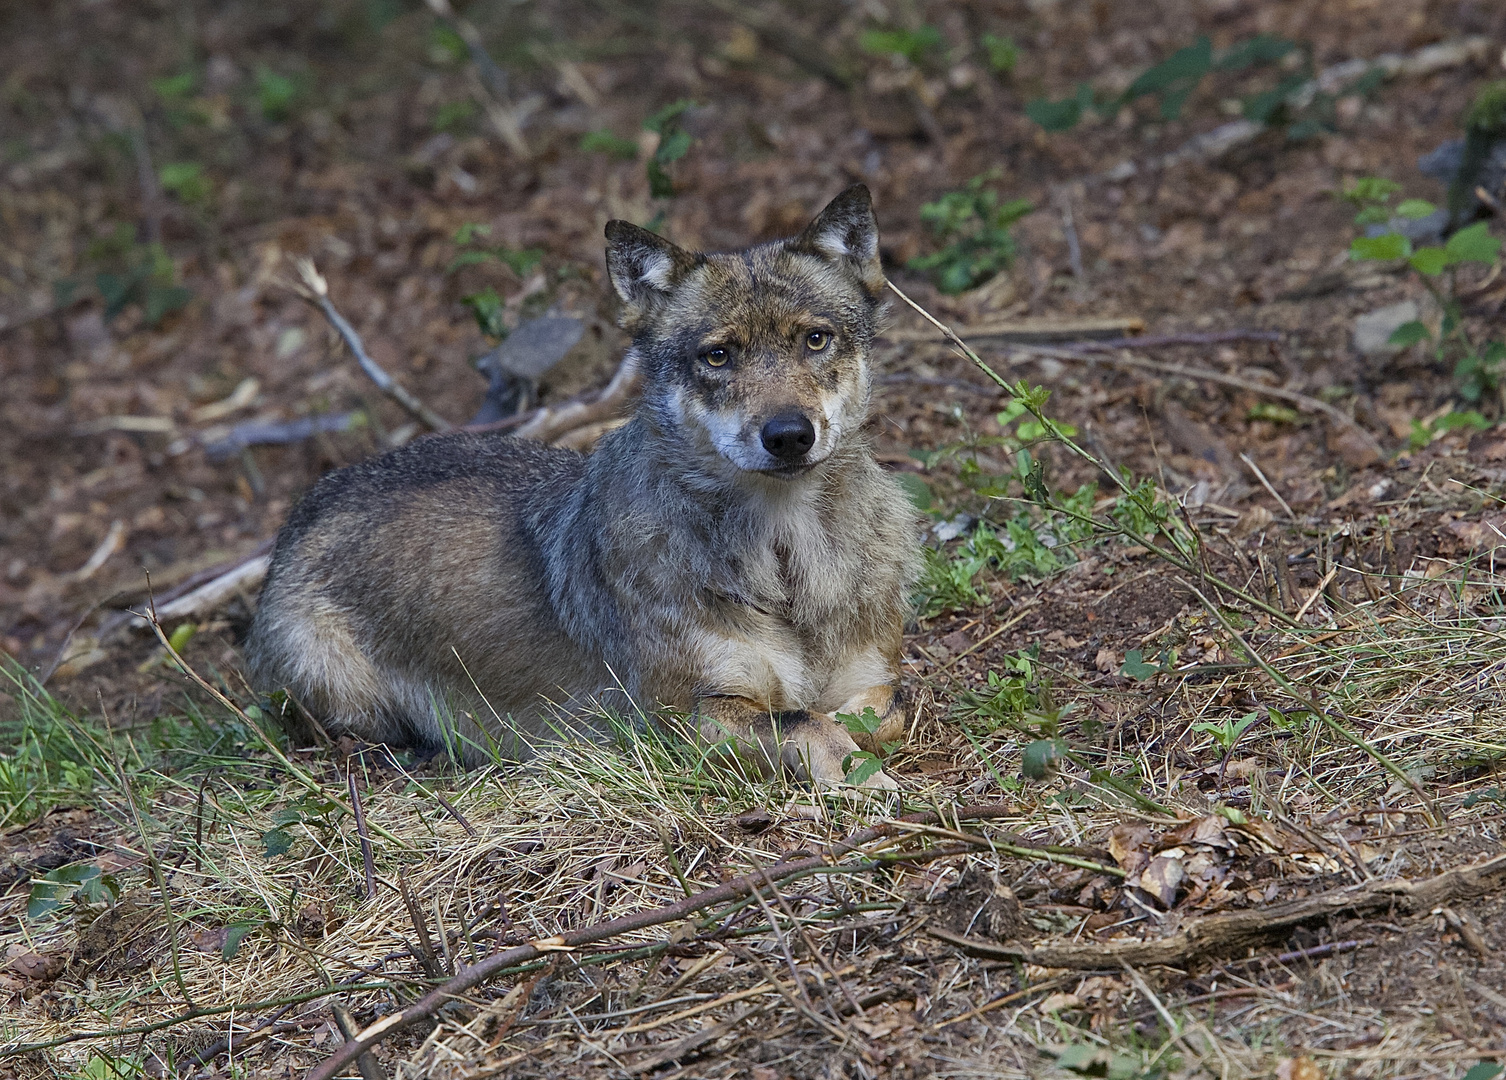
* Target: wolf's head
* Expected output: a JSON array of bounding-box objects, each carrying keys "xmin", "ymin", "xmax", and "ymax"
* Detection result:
[{"xmin": 605, "ymin": 185, "xmax": 888, "ymax": 480}]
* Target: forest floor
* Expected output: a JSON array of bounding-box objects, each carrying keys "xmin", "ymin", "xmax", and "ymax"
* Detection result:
[{"xmin": 2, "ymin": 0, "xmax": 1506, "ymax": 1077}]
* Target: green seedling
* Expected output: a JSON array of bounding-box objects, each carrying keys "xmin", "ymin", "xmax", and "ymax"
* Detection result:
[
  {"xmin": 908, "ymin": 173, "xmax": 1032, "ymax": 293},
  {"xmin": 1191, "ymin": 711, "xmax": 1260, "ymax": 754},
  {"xmin": 644, "ymin": 100, "xmax": 696, "ymax": 200}
]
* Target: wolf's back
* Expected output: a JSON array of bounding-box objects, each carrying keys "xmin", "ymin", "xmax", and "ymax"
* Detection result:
[{"xmin": 245, "ymin": 431, "xmax": 607, "ymax": 758}]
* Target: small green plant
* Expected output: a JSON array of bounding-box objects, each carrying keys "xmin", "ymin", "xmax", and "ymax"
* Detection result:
[
  {"xmin": 860, "ymin": 25, "xmax": 944, "ymax": 67},
  {"xmin": 1347, "ymin": 178, "xmax": 1504, "ymax": 402},
  {"xmin": 835, "ymin": 707, "xmax": 900, "ymax": 786},
  {"xmin": 254, "ymin": 66, "xmax": 299, "ymax": 122},
  {"xmin": 908, "ymin": 173, "xmax": 1032, "ymax": 294},
  {"xmin": 158, "ymin": 161, "xmax": 211, "ymax": 205},
  {"xmin": 1407, "ymin": 408, "xmax": 1494, "ymax": 451},
  {"xmin": 1120, "ymin": 648, "xmax": 1177, "ymax": 681},
  {"xmin": 979, "ymin": 34, "xmax": 1018, "ymax": 75},
  {"xmin": 68, "ymin": 222, "xmax": 193, "ymax": 327},
  {"xmin": 1191, "ymin": 711, "xmax": 1260, "ymax": 754},
  {"xmin": 643, "ymin": 100, "xmax": 697, "ymax": 201},
  {"xmin": 581, "ymin": 129, "xmax": 639, "ymax": 160},
  {"xmin": 461, "ymin": 287, "xmax": 507, "ymax": 341},
  {"xmin": 433, "ymin": 100, "xmax": 477, "ymax": 134},
  {"xmin": 1024, "ymin": 33, "xmax": 1364, "ymax": 136},
  {"xmin": 448, "ymin": 222, "xmax": 544, "ymax": 277}
]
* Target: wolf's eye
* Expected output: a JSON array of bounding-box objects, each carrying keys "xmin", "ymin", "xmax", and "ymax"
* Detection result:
[
  {"xmin": 702, "ymin": 346, "xmax": 730, "ymax": 367},
  {"xmin": 805, "ymin": 330, "xmax": 830, "ymax": 352}
]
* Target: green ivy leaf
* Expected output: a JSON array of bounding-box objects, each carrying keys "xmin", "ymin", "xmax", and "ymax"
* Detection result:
[
  {"xmin": 1026, "ymin": 84, "xmax": 1092, "ymax": 132},
  {"xmin": 1386, "ymin": 320, "xmax": 1431, "ymax": 346},
  {"xmin": 841, "ymin": 751, "xmax": 884, "ymax": 787},
  {"xmin": 222, "ymin": 921, "xmax": 260, "ymax": 961},
  {"xmin": 1021, "ymin": 738, "xmax": 1066, "ymax": 780},
  {"xmin": 1394, "ymin": 198, "xmax": 1437, "ymax": 219},
  {"xmin": 1460, "ymin": 1064, "xmax": 1503, "ymax": 1080},
  {"xmin": 1408, "ymin": 246, "xmax": 1449, "ymax": 276},
  {"xmin": 1350, "ymin": 233, "xmax": 1411, "ymax": 261},
  {"xmin": 27, "ymin": 863, "xmax": 107, "ymax": 920},
  {"xmin": 1120, "ymin": 649, "xmax": 1158, "ymax": 681},
  {"xmin": 262, "ymin": 828, "xmax": 294, "ymax": 858},
  {"xmin": 1444, "ymin": 222, "xmax": 1502, "ymax": 266}
]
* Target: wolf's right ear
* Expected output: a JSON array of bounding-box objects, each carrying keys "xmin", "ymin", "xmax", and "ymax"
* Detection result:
[
  {"xmin": 605, "ymin": 221, "xmax": 697, "ymax": 323},
  {"xmin": 790, "ymin": 185, "xmax": 884, "ymax": 296}
]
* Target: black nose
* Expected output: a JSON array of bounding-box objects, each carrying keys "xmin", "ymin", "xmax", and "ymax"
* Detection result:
[{"xmin": 760, "ymin": 412, "xmax": 816, "ymax": 461}]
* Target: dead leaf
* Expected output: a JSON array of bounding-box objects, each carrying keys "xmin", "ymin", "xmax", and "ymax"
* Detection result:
[
  {"xmin": 1135, "ymin": 854, "xmax": 1185, "ymax": 909},
  {"xmin": 191, "ymin": 927, "xmax": 230, "ymax": 953},
  {"xmin": 733, "ymin": 807, "xmax": 775, "ymax": 833},
  {"xmin": 1107, "ymin": 823, "xmax": 1154, "ymax": 875},
  {"xmin": 1277, "ymin": 1057, "xmax": 1323, "ymax": 1080},
  {"xmin": 1094, "ymin": 647, "xmax": 1118, "ymax": 673},
  {"xmin": 1037, "ymin": 992, "xmax": 1083, "ymax": 1013},
  {"xmin": 6, "ymin": 950, "xmax": 64, "ymax": 983}
]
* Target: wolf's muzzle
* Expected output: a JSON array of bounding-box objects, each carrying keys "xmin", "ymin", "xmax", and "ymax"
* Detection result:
[{"xmin": 760, "ymin": 412, "xmax": 816, "ymax": 462}]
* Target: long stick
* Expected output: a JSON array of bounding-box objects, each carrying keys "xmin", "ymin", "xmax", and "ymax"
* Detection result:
[
  {"xmin": 306, "ymin": 803, "xmax": 1022, "ymax": 1080},
  {"xmin": 287, "ymin": 258, "xmax": 453, "ymax": 433}
]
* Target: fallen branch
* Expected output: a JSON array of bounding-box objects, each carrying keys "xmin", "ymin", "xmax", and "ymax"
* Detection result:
[
  {"xmin": 882, "ymin": 315, "xmax": 1145, "ymax": 344},
  {"xmin": 306, "ymin": 803, "xmax": 1024, "ymax": 1080},
  {"xmin": 506, "ymin": 350, "xmax": 641, "ymax": 444},
  {"xmin": 286, "ymin": 259, "xmax": 453, "ymax": 434},
  {"xmin": 1099, "ymin": 37, "xmax": 1493, "ymax": 181},
  {"xmin": 929, "ymin": 852, "xmax": 1506, "ymax": 970},
  {"xmin": 1010, "ymin": 342, "xmax": 1387, "ymax": 460},
  {"xmin": 203, "ymin": 411, "xmax": 361, "ymax": 461},
  {"xmin": 131, "ymin": 554, "xmax": 271, "ymax": 628}
]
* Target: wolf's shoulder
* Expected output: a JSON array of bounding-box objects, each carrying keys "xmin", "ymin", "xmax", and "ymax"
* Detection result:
[{"xmin": 283, "ymin": 431, "xmax": 584, "ymax": 534}]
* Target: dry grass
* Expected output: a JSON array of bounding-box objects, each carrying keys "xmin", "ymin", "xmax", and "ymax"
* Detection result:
[{"xmin": 2, "ymin": 547, "xmax": 1504, "ymax": 1080}]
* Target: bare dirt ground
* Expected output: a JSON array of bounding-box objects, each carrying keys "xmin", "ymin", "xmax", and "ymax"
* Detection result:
[{"xmin": 2, "ymin": 1, "xmax": 1506, "ymax": 1078}]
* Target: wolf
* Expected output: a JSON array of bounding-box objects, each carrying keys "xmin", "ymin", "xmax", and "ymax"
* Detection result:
[{"xmin": 245, "ymin": 185, "xmax": 920, "ymax": 788}]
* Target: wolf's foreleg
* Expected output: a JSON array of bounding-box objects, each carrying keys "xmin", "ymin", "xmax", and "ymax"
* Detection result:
[{"xmin": 693, "ymin": 694, "xmax": 898, "ymax": 790}]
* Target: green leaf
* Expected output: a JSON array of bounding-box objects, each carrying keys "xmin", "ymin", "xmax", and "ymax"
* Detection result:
[
  {"xmin": 1444, "ymin": 221, "xmax": 1501, "ymax": 266},
  {"xmin": 254, "ymin": 66, "xmax": 298, "ymax": 122},
  {"xmin": 580, "ymin": 130, "xmax": 638, "ymax": 159},
  {"xmin": 656, "ymin": 129, "xmax": 693, "ymax": 165},
  {"xmin": 859, "ymin": 26, "xmax": 943, "ymax": 65},
  {"xmin": 893, "ymin": 471, "xmax": 932, "ymax": 510},
  {"xmin": 1394, "ymin": 198, "xmax": 1437, "ymax": 219},
  {"xmin": 841, "ymin": 751, "xmax": 884, "ymax": 787},
  {"xmin": 27, "ymin": 863, "xmax": 104, "ymax": 920},
  {"xmin": 1247, "ymin": 402, "xmax": 1301, "ymax": 423},
  {"xmin": 158, "ymin": 161, "xmax": 210, "ymax": 203},
  {"xmin": 143, "ymin": 284, "xmax": 192, "ymax": 326},
  {"xmin": 1025, "ymin": 84, "xmax": 1092, "ymax": 131},
  {"xmin": 643, "ymin": 99, "xmax": 696, "ymax": 135},
  {"xmin": 1349, "ymin": 233, "xmax": 1410, "ymax": 261},
  {"xmin": 451, "ymin": 222, "xmax": 492, "ymax": 245},
  {"xmin": 1342, "ymin": 176, "xmax": 1402, "ymax": 206},
  {"xmin": 1460, "ymin": 1064, "xmax": 1503, "ymax": 1080},
  {"xmin": 1214, "ymin": 34, "xmax": 1294, "ymax": 71},
  {"xmin": 462, "ymin": 289, "xmax": 507, "ymax": 340},
  {"xmin": 1125, "ymin": 37, "xmax": 1211, "ymax": 99},
  {"xmin": 1408, "ymin": 246, "xmax": 1449, "ymax": 276},
  {"xmin": 222, "ymin": 921, "xmax": 259, "ymax": 961},
  {"xmin": 1463, "ymin": 787, "xmax": 1504, "ymax": 809},
  {"xmin": 262, "ymin": 827, "xmax": 294, "ymax": 858},
  {"xmin": 1386, "ymin": 320, "xmax": 1431, "ymax": 346},
  {"xmin": 980, "ymin": 34, "xmax": 1018, "ymax": 74},
  {"xmin": 1021, "ymin": 738, "xmax": 1066, "ymax": 780},
  {"xmin": 167, "ymin": 622, "xmax": 196, "ymax": 654},
  {"xmin": 152, "ymin": 72, "xmax": 197, "ymax": 100},
  {"xmin": 836, "ymin": 707, "xmax": 885, "ymax": 737},
  {"xmin": 1120, "ymin": 649, "xmax": 1158, "ymax": 681}
]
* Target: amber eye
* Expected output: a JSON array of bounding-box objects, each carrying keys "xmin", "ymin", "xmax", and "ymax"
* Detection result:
[
  {"xmin": 805, "ymin": 330, "xmax": 830, "ymax": 352},
  {"xmin": 702, "ymin": 346, "xmax": 730, "ymax": 367}
]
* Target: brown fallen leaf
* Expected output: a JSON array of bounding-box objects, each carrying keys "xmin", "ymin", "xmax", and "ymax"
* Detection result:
[
  {"xmin": 191, "ymin": 926, "xmax": 230, "ymax": 953},
  {"xmin": 1276, "ymin": 1056, "xmax": 1323, "ymax": 1080},
  {"xmin": 733, "ymin": 807, "xmax": 775, "ymax": 833},
  {"xmin": 1108, "ymin": 823, "xmax": 1155, "ymax": 875},
  {"xmin": 1094, "ymin": 647, "xmax": 1118, "ymax": 674},
  {"xmin": 1135, "ymin": 854, "xmax": 1185, "ymax": 909},
  {"xmin": 6, "ymin": 950, "xmax": 65, "ymax": 983}
]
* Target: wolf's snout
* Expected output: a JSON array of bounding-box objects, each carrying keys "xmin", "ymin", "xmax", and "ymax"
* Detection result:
[{"xmin": 760, "ymin": 413, "xmax": 816, "ymax": 461}]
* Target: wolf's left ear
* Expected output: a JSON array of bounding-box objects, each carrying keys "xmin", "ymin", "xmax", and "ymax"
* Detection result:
[
  {"xmin": 790, "ymin": 184, "xmax": 884, "ymax": 294},
  {"xmin": 605, "ymin": 221, "xmax": 697, "ymax": 324}
]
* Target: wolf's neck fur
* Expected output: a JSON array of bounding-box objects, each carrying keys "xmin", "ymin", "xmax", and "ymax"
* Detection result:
[{"xmin": 534, "ymin": 411, "xmax": 905, "ymax": 682}]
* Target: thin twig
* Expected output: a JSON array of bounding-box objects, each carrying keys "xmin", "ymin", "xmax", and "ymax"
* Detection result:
[
  {"xmin": 1240, "ymin": 452, "xmax": 1297, "ymax": 522},
  {"xmin": 285, "ymin": 258, "xmax": 453, "ymax": 433},
  {"xmin": 348, "ymin": 765, "xmax": 377, "ymax": 901},
  {"xmin": 332, "ymin": 1003, "xmax": 389, "ymax": 1080}
]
